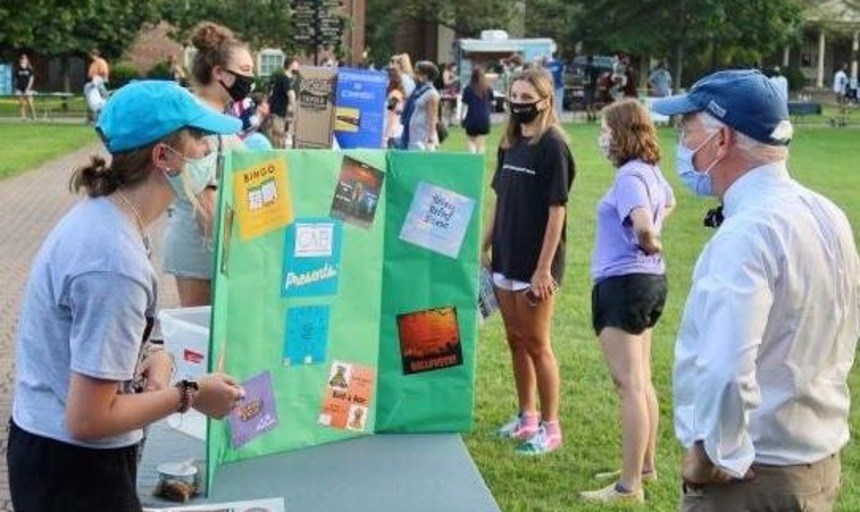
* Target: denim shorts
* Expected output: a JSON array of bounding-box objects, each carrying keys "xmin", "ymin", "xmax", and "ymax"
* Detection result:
[
  {"xmin": 591, "ymin": 273, "xmax": 667, "ymax": 336},
  {"xmin": 162, "ymin": 204, "xmax": 214, "ymax": 280}
]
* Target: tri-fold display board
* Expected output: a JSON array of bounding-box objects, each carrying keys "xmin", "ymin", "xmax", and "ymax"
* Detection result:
[{"xmin": 206, "ymin": 149, "xmax": 484, "ymax": 489}]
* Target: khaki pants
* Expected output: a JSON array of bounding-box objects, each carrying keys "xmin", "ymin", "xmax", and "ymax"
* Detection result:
[
  {"xmin": 680, "ymin": 454, "xmax": 840, "ymax": 512},
  {"xmin": 268, "ymin": 114, "xmax": 290, "ymax": 149}
]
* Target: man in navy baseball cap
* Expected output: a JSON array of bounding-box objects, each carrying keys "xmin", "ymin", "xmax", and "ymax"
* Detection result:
[
  {"xmin": 657, "ymin": 68, "xmax": 860, "ymax": 512},
  {"xmin": 652, "ymin": 69, "xmax": 792, "ymax": 147}
]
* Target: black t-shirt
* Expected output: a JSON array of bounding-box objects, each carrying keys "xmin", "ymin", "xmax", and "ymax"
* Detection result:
[
  {"xmin": 584, "ymin": 63, "xmax": 600, "ymax": 92},
  {"xmin": 269, "ymin": 72, "xmax": 294, "ymax": 117},
  {"xmin": 491, "ymin": 128, "xmax": 575, "ymax": 284},
  {"xmin": 461, "ymin": 85, "xmax": 492, "ymax": 132},
  {"xmin": 15, "ymin": 66, "xmax": 34, "ymax": 92}
]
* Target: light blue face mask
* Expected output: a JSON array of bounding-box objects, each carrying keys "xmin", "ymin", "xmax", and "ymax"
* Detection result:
[
  {"xmin": 675, "ymin": 131, "xmax": 719, "ymax": 197},
  {"xmin": 166, "ymin": 148, "xmax": 217, "ymax": 199}
]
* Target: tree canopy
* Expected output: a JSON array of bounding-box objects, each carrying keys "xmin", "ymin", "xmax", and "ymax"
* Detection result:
[
  {"xmin": 526, "ymin": 0, "xmax": 806, "ymax": 86},
  {"xmin": 0, "ymin": 0, "xmax": 159, "ymax": 59}
]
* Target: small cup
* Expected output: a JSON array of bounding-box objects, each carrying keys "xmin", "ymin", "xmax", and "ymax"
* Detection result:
[{"xmin": 157, "ymin": 461, "xmax": 198, "ymax": 486}]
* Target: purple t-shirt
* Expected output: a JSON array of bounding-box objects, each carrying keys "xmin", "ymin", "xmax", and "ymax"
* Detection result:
[{"xmin": 591, "ymin": 159, "xmax": 674, "ymax": 282}]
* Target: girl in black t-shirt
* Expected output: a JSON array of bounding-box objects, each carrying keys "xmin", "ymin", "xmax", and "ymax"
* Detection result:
[
  {"xmin": 481, "ymin": 67, "xmax": 575, "ymax": 455},
  {"xmin": 14, "ymin": 54, "xmax": 36, "ymax": 121}
]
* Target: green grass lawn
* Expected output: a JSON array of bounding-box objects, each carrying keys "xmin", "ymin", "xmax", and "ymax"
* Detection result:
[
  {"xmin": 0, "ymin": 124, "xmax": 97, "ymax": 180},
  {"xmin": 445, "ymin": 123, "xmax": 860, "ymax": 511}
]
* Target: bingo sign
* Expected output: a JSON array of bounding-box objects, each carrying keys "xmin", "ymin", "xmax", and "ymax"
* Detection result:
[
  {"xmin": 281, "ymin": 218, "xmax": 344, "ymax": 298},
  {"xmin": 334, "ymin": 68, "xmax": 388, "ymax": 149}
]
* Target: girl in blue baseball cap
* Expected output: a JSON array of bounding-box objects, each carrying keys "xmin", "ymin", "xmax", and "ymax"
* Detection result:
[{"xmin": 8, "ymin": 79, "xmax": 244, "ymax": 512}]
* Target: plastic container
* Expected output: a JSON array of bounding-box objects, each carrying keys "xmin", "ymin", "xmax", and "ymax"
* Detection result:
[
  {"xmin": 158, "ymin": 306, "xmax": 211, "ymax": 440},
  {"xmin": 156, "ymin": 460, "xmax": 198, "ymax": 486}
]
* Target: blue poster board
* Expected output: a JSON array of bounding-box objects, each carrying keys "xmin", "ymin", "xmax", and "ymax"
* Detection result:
[
  {"xmin": 0, "ymin": 64, "xmax": 12, "ymax": 95},
  {"xmin": 334, "ymin": 68, "xmax": 388, "ymax": 149}
]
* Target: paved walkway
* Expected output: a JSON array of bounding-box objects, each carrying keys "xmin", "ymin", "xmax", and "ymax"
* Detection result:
[{"xmin": 0, "ymin": 144, "xmax": 179, "ymax": 510}]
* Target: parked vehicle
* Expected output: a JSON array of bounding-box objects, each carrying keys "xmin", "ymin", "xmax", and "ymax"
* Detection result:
[
  {"xmin": 454, "ymin": 30, "xmax": 557, "ymax": 113},
  {"xmin": 563, "ymin": 55, "xmax": 614, "ymax": 110}
]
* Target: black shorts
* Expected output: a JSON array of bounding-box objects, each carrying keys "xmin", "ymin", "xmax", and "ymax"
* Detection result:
[
  {"xmin": 464, "ymin": 124, "xmax": 490, "ymax": 137},
  {"xmin": 591, "ymin": 273, "xmax": 667, "ymax": 336},
  {"xmin": 7, "ymin": 419, "xmax": 142, "ymax": 512}
]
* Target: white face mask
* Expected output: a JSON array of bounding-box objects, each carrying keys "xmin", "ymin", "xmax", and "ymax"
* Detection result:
[
  {"xmin": 675, "ymin": 130, "xmax": 720, "ymax": 197},
  {"xmin": 165, "ymin": 146, "xmax": 217, "ymax": 199}
]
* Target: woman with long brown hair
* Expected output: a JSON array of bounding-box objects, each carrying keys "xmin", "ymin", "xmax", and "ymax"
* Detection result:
[
  {"xmin": 162, "ymin": 22, "xmax": 255, "ymax": 307},
  {"xmin": 460, "ymin": 65, "xmax": 493, "ymax": 153},
  {"xmin": 385, "ymin": 66, "xmax": 406, "ymax": 148},
  {"xmin": 580, "ymin": 98, "xmax": 674, "ymax": 503},
  {"xmin": 481, "ymin": 68, "xmax": 575, "ymax": 455}
]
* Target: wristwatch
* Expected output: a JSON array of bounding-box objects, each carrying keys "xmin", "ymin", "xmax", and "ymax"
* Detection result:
[{"xmin": 175, "ymin": 379, "xmax": 199, "ymax": 413}]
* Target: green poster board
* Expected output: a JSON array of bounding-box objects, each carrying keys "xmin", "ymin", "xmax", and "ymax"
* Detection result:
[{"xmin": 206, "ymin": 149, "xmax": 484, "ymax": 490}]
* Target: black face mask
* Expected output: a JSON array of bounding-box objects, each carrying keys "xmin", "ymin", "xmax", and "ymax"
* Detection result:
[
  {"xmin": 220, "ymin": 71, "xmax": 255, "ymax": 102},
  {"xmin": 509, "ymin": 101, "xmax": 541, "ymax": 124}
]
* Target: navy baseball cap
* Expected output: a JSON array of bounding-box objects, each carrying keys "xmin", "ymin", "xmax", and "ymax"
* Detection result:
[
  {"xmin": 651, "ymin": 69, "xmax": 792, "ymax": 146},
  {"xmin": 97, "ymin": 80, "xmax": 241, "ymax": 152}
]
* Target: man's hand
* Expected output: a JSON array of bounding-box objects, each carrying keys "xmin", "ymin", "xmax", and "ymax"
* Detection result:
[{"xmin": 682, "ymin": 442, "xmax": 735, "ymax": 485}]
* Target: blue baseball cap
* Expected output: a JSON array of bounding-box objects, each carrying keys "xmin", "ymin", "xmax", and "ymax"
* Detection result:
[
  {"xmin": 97, "ymin": 80, "xmax": 241, "ymax": 152},
  {"xmin": 651, "ymin": 69, "xmax": 792, "ymax": 146}
]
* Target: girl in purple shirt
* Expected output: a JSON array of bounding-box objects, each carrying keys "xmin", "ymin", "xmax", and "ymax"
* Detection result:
[{"xmin": 580, "ymin": 99, "xmax": 675, "ymax": 504}]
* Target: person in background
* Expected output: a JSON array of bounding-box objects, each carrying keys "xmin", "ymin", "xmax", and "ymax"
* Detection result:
[
  {"xmin": 609, "ymin": 53, "xmax": 628, "ymax": 101},
  {"xmin": 460, "ymin": 65, "xmax": 493, "ymax": 153},
  {"xmin": 7, "ymin": 80, "xmax": 245, "ymax": 512},
  {"xmin": 14, "ymin": 54, "xmax": 36, "ymax": 121},
  {"xmin": 544, "ymin": 56, "xmax": 565, "ymax": 117},
  {"xmin": 623, "ymin": 63, "xmax": 639, "ymax": 99},
  {"xmin": 392, "ymin": 53, "xmax": 416, "ymax": 97},
  {"xmin": 482, "ymin": 67, "xmax": 575, "ymax": 455},
  {"xmin": 441, "ymin": 62, "xmax": 460, "ymax": 127},
  {"xmin": 583, "ymin": 55, "xmax": 601, "ymax": 122},
  {"xmin": 384, "ymin": 66, "xmax": 406, "ymax": 148},
  {"xmin": 833, "ymin": 63, "xmax": 848, "ymax": 105},
  {"xmin": 652, "ymin": 69, "xmax": 860, "ymax": 512},
  {"xmin": 400, "ymin": 61, "xmax": 441, "ymax": 151},
  {"xmin": 579, "ymin": 99, "xmax": 674, "ymax": 504},
  {"xmin": 243, "ymin": 91, "xmax": 273, "ymax": 150},
  {"xmin": 85, "ymin": 49, "xmax": 110, "ymax": 124},
  {"xmin": 162, "ymin": 21, "xmax": 255, "ymax": 307},
  {"xmin": 268, "ymin": 57, "xmax": 299, "ymax": 149},
  {"xmin": 88, "ymin": 49, "xmax": 110, "ymax": 89},
  {"xmin": 647, "ymin": 60, "xmax": 672, "ymax": 98},
  {"xmin": 768, "ymin": 66, "xmax": 789, "ymax": 103}
]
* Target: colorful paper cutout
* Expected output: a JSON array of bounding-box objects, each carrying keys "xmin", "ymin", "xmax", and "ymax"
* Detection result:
[
  {"xmin": 396, "ymin": 306, "xmax": 463, "ymax": 375},
  {"xmin": 228, "ymin": 371, "xmax": 279, "ymax": 449},
  {"xmin": 318, "ymin": 361, "xmax": 375, "ymax": 431},
  {"xmin": 282, "ymin": 218, "xmax": 343, "ymax": 297},
  {"xmin": 283, "ymin": 305, "xmax": 330, "ymax": 366},
  {"xmin": 233, "ymin": 157, "xmax": 294, "ymax": 241},
  {"xmin": 329, "ymin": 156, "xmax": 384, "ymax": 230},
  {"xmin": 399, "ymin": 181, "xmax": 476, "ymax": 258}
]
